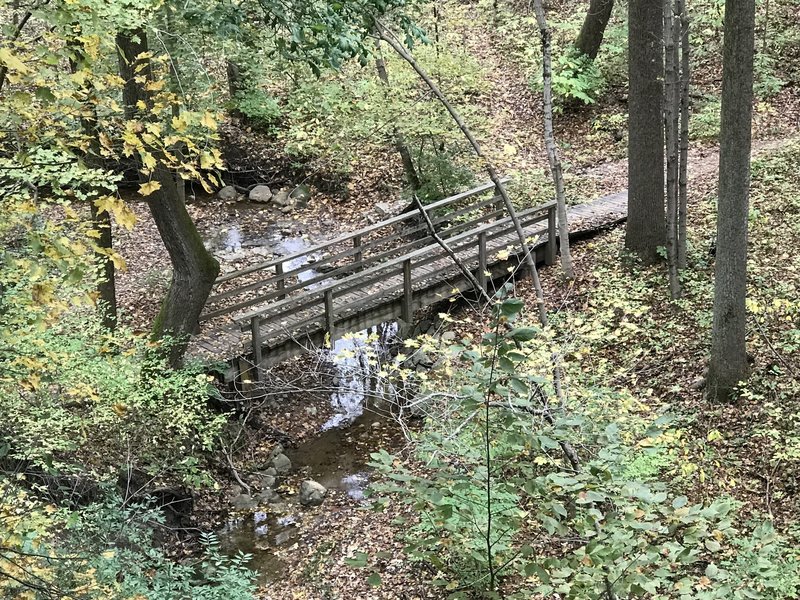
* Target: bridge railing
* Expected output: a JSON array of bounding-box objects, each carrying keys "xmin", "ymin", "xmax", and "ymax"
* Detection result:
[
  {"xmin": 200, "ymin": 180, "xmax": 513, "ymax": 323},
  {"xmin": 239, "ymin": 199, "xmax": 556, "ymax": 367}
]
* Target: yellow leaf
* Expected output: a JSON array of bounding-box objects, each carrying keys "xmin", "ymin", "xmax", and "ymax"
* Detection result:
[
  {"xmin": 0, "ymin": 48, "xmax": 30, "ymax": 74},
  {"xmin": 109, "ymin": 252, "xmax": 127, "ymax": 270},
  {"xmin": 140, "ymin": 151, "xmax": 157, "ymax": 171},
  {"xmin": 139, "ymin": 180, "xmax": 161, "ymax": 196},
  {"xmin": 200, "ymin": 111, "xmax": 218, "ymax": 131}
]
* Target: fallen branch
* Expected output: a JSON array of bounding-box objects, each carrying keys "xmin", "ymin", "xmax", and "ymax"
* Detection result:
[{"xmin": 412, "ymin": 194, "xmax": 493, "ymax": 304}]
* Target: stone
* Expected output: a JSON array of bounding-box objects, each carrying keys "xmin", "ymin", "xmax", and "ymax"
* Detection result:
[
  {"xmin": 231, "ymin": 493, "xmax": 257, "ymax": 511},
  {"xmin": 441, "ymin": 331, "xmax": 457, "ymax": 342},
  {"xmin": 290, "ymin": 183, "xmax": 311, "ymax": 208},
  {"xmin": 271, "ymin": 453, "xmax": 292, "ymax": 474},
  {"xmin": 272, "ymin": 189, "xmax": 291, "ymax": 207},
  {"xmin": 269, "ymin": 444, "xmax": 284, "ymax": 459},
  {"xmin": 259, "ymin": 474, "xmax": 276, "ymax": 489},
  {"xmin": 257, "ymin": 488, "xmax": 279, "ymax": 503},
  {"xmin": 217, "ymin": 185, "xmax": 237, "ymax": 201},
  {"xmin": 375, "ymin": 201, "xmax": 394, "ymax": 218},
  {"xmin": 299, "ymin": 480, "xmax": 327, "ymax": 506},
  {"xmin": 280, "ymin": 205, "xmax": 293, "ymax": 214},
  {"xmin": 249, "ymin": 185, "xmax": 273, "ymax": 203}
]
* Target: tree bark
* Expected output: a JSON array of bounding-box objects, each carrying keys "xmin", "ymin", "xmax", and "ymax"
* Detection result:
[
  {"xmin": 374, "ymin": 38, "xmax": 422, "ymax": 191},
  {"xmin": 377, "ymin": 22, "xmax": 548, "ymax": 327},
  {"xmin": 678, "ymin": 1, "xmax": 690, "ymax": 270},
  {"xmin": 707, "ymin": 0, "xmax": 755, "ymax": 401},
  {"xmin": 664, "ymin": 0, "xmax": 681, "ymax": 298},
  {"xmin": 117, "ymin": 30, "xmax": 220, "ymax": 366},
  {"xmin": 533, "ymin": 0, "xmax": 575, "ymax": 281},
  {"xmin": 626, "ymin": 0, "xmax": 666, "ymax": 264},
  {"xmin": 574, "ymin": 0, "xmax": 615, "ymax": 60}
]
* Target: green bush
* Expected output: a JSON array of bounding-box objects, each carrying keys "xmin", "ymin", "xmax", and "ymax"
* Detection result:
[
  {"xmin": 231, "ymin": 88, "xmax": 282, "ymax": 128},
  {"xmin": 549, "ymin": 51, "xmax": 606, "ymax": 110},
  {"xmin": 0, "ymin": 481, "xmax": 256, "ymax": 599},
  {"xmin": 368, "ymin": 293, "xmax": 797, "ymax": 598}
]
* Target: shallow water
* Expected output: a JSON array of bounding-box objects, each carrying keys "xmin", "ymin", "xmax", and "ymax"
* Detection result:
[{"xmin": 219, "ymin": 324, "xmax": 402, "ymax": 582}]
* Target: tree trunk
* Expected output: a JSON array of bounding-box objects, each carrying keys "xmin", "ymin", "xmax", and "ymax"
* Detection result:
[
  {"xmin": 90, "ymin": 201, "xmax": 118, "ymax": 329},
  {"xmin": 707, "ymin": 0, "xmax": 755, "ymax": 401},
  {"xmin": 533, "ymin": 0, "xmax": 574, "ymax": 280},
  {"xmin": 117, "ymin": 30, "xmax": 220, "ymax": 366},
  {"xmin": 664, "ymin": 0, "xmax": 681, "ymax": 298},
  {"xmin": 374, "ymin": 38, "xmax": 422, "ymax": 191},
  {"xmin": 626, "ymin": 0, "xmax": 666, "ymax": 264},
  {"xmin": 574, "ymin": 0, "xmax": 615, "ymax": 60},
  {"xmin": 678, "ymin": 1, "xmax": 690, "ymax": 270},
  {"xmin": 69, "ymin": 36, "xmax": 117, "ymax": 329},
  {"xmin": 115, "ymin": 31, "xmax": 151, "ymax": 120}
]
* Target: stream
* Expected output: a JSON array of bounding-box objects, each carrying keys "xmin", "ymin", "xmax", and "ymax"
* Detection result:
[{"xmin": 211, "ymin": 221, "xmax": 404, "ymax": 581}]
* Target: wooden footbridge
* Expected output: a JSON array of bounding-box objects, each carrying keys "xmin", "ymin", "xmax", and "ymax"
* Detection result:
[{"xmin": 187, "ymin": 181, "xmax": 627, "ymax": 377}]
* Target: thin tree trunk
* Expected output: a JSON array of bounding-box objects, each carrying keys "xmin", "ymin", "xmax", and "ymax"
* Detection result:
[
  {"xmin": 532, "ymin": 0, "xmax": 575, "ymax": 281},
  {"xmin": 664, "ymin": 0, "xmax": 681, "ymax": 299},
  {"xmin": 117, "ymin": 30, "xmax": 220, "ymax": 366},
  {"xmin": 626, "ymin": 0, "xmax": 666, "ymax": 263},
  {"xmin": 574, "ymin": 0, "xmax": 615, "ymax": 60},
  {"xmin": 374, "ymin": 39, "xmax": 422, "ymax": 191},
  {"xmin": 678, "ymin": 0, "xmax": 690, "ymax": 270},
  {"xmin": 707, "ymin": 0, "xmax": 755, "ymax": 401},
  {"xmin": 377, "ymin": 22, "xmax": 548, "ymax": 327}
]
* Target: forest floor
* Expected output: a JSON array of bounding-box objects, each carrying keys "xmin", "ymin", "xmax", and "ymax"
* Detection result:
[{"xmin": 107, "ymin": 3, "xmax": 800, "ymax": 597}]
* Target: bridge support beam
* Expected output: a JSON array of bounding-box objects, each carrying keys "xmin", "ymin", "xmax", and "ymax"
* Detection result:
[
  {"xmin": 546, "ymin": 205, "xmax": 557, "ymax": 266},
  {"xmin": 402, "ymin": 259, "xmax": 413, "ymax": 322}
]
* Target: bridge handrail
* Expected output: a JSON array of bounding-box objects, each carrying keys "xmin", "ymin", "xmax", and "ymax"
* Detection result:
[
  {"xmin": 203, "ymin": 192, "xmax": 506, "ymax": 310},
  {"xmin": 237, "ymin": 200, "xmax": 556, "ymax": 330},
  {"xmin": 214, "ymin": 179, "xmax": 508, "ymax": 284}
]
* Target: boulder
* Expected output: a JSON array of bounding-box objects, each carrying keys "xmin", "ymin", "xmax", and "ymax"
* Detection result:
[
  {"xmin": 217, "ymin": 185, "xmax": 237, "ymax": 201},
  {"xmin": 299, "ymin": 479, "xmax": 327, "ymax": 506},
  {"xmin": 290, "ymin": 184, "xmax": 312, "ymax": 208},
  {"xmin": 271, "ymin": 453, "xmax": 292, "ymax": 474},
  {"xmin": 259, "ymin": 473, "xmax": 276, "ymax": 489},
  {"xmin": 249, "ymin": 185, "xmax": 273, "ymax": 203},
  {"xmin": 231, "ymin": 493, "xmax": 257, "ymax": 511},
  {"xmin": 272, "ymin": 189, "xmax": 292, "ymax": 207}
]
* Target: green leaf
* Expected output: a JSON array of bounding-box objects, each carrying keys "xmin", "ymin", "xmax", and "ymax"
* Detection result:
[
  {"xmin": 367, "ymin": 572, "xmax": 382, "ymax": 587},
  {"xmin": 508, "ymin": 327, "xmax": 538, "ymax": 342}
]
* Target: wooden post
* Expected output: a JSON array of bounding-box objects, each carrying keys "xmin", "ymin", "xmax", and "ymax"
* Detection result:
[
  {"xmin": 478, "ymin": 231, "xmax": 488, "ymax": 291},
  {"xmin": 250, "ymin": 316, "xmax": 262, "ymax": 381},
  {"xmin": 546, "ymin": 205, "xmax": 557, "ymax": 266},
  {"xmin": 324, "ymin": 289, "xmax": 336, "ymax": 341},
  {"xmin": 402, "ymin": 259, "xmax": 413, "ymax": 322},
  {"xmin": 276, "ymin": 262, "xmax": 286, "ymax": 300},
  {"xmin": 353, "ymin": 235, "xmax": 363, "ymax": 271}
]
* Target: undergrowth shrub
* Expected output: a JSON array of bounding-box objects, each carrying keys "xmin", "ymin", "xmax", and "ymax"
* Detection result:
[
  {"xmin": 367, "ymin": 292, "xmax": 799, "ymax": 598},
  {"xmin": 0, "ymin": 480, "xmax": 256, "ymax": 599}
]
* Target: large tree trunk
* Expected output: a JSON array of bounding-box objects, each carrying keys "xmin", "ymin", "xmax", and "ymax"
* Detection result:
[
  {"xmin": 574, "ymin": 0, "xmax": 614, "ymax": 60},
  {"xmin": 707, "ymin": 0, "xmax": 756, "ymax": 401},
  {"xmin": 117, "ymin": 30, "xmax": 220, "ymax": 366},
  {"xmin": 148, "ymin": 166, "xmax": 220, "ymax": 365},
  {"xmin": 626, "ymin": 0, "xmax": 666, "ymax": 264}
]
